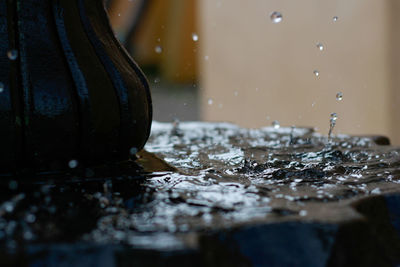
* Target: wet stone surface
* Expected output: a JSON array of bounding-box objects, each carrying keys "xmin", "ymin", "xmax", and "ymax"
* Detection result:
[{"xmin": 2, "ymin": 122, "xmax": 400, "ymax": 266}]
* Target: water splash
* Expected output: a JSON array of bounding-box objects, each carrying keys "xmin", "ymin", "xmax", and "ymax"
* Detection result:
[
  {"xmin": 0, "ymin": 121, "xmax": 397, "ymax": 251},
  {"xmin": 328, "ymin": 113, "xmax": 337, "ymax": 142}
]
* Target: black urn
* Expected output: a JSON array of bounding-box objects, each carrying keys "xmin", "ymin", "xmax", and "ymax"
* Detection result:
[{"xmin": 0, "ymin": 0, "xmax": 152, "ymax": 174}]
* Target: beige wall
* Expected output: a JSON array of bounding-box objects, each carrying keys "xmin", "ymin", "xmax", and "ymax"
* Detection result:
[{"xmin": 198, "ymin": 0, "xmax": 398, "ymax": 142}]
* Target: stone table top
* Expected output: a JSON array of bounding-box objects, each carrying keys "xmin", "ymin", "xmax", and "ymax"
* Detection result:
[{"xmin": 1, "ymin": 121, "xmax": 400, "ymax": 266}]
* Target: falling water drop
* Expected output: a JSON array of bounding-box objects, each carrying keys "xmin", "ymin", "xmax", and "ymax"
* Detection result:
[
  {"xmin": 316, "ymin": 43, "xmax": 324, "ymax": 51},
  {"xmin": 336, "ymin": 92, "xmax": 343, "ymax": 101},
  {"xmin": 192, "ymin": 33, "xmax": 199, "ymax": 42},
  {"xmin": 155, "ymin": 45, "xmax": 162, "ymax": 54},
  {"xmin": 333, "ymin": 16, "xmax": 338, "ymax": 22},
  {"xmin": 270, "ymin": 12, "xmax": 283, "ymax": 24},
  {"xmin": 313, "ymin": 70, "xmax": 320, "ymax": 77},
  {"xmin": 68, "ymin": 159, "xmax": 78, "ymax": 169},
  {"xmin": 7, "ymin": 49, "xmax": 18, "ymax": 60},
  {"xmin": 330, "ymin": 113, "xmax": 337, "ymax": 123},
  {"xmin": 272, "ymin": 120, "xmax": 280, "ymax": 129},
  {"xmin": 208, "ymin": 98, "xmax": 213, "ymax": 105},
  {"xmin": 299, "ymin": 210, "xmax": 307, "ymax": 216}
]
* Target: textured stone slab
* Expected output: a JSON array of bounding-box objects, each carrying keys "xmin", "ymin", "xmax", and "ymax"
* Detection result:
[{"xmin": 1, "ymin": 122, "xmax": 400, "ymax": 266}]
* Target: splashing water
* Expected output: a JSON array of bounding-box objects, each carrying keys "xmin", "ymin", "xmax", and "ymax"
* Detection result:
[
  {"xmin": 328, "ymin": 113, "xmax": 337, "ymax": 142},
  {"xmin": 0, "ymin": 121, "xmax": 398, "ymax": 251},
  {"xmin": 270, "ymin": 12, "xmax": 283, "ymax": 24}
]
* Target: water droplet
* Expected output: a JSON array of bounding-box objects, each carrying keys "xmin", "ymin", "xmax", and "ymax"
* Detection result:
[
  {"xmin": 155, "ymin": 45, "xmax": 162, "ymax": 54},
  {"xmin": 130, "ymin": 147, "xmax": 138, "ymax": 155},
  {"xmin": 7, "ymin": 49, "xmax": 18, "ymax": 60},
  {"xmin": 4, "ymin": 203, "xmax": 13, "ymax": 213},
  {"xmin": 68, "ymin": 159, "xmax": 78, "ymax": 169},
  {"xmin": 313, "ymin": 70, "xmax": 320, "ymax": 77},
  {"xmin": 272, "ymin": 120, "xmax": 280, "ymax": 129},
  {"xmin": 192, "ymin": 33, "xmax": 199, "ymax": 42},
  {"xmin": 333, "ymin": 16, "xmax": 338, "ymax": 22},
  {"xmin": 270, "ymin": 11, "xmax": 283, "ymax": 24},
  {"xmin": 316, "ymin": 43, "xmax": 324, "ymax": 51},
  {"xmin": 208, "ymin": 98, "xmax": 213, "ymax": 105},
  {"xmin": 330, "ymin": 112, "xmax": 337, "ymax": 122},
  {"xmin": 371, "ymin": 188, "xmax": 381, "ymax": 194},
  {"xmin": 25, "ymin": 213, "xmax": 36, "ymax": 223},
  {"xmin": 0, "ymin": 82, "xmax": 4, "ymax": 93},
  {"xmin": 336, "ymin": 92, "xmax": 343, "ymax": 101},
  {"xmin": 299, "ymin": 210, "xmax": 307, "ymax": 216},
  {"xmin": 23, "ymin": 231, "xmax": 34, "ymax": 240}
]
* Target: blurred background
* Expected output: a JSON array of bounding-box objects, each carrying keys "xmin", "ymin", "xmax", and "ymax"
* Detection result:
[{"xmin": 106, "ymin": 0, "xmax": 400, "ymax": 144}]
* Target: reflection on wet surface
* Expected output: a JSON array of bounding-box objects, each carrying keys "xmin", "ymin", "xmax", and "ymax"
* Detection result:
[{"xmin": 1, "ymin": 121, "xmax": 400, "ymax": 253}]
